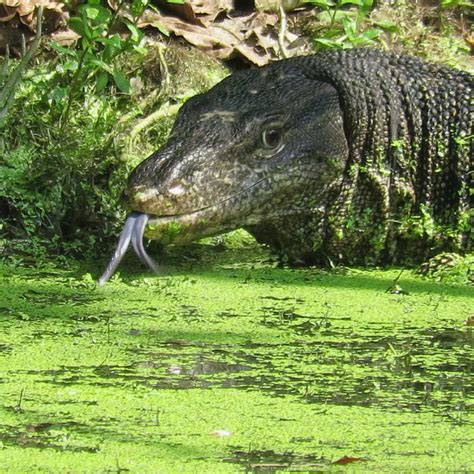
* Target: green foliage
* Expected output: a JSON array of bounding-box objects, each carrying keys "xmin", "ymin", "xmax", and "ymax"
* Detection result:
[
  {"xmin": 0, "ymin": 88, "xmax": 130, "ymax": 258},
  {"xmin": 0, "ymin": 0, "xmax": 470, "ymax": 262},
  {"xmin": 0, "ymin": 20, "xmax": 226, "ymax": 260},
  {"xmin": 440, "ymin": 0, "xmax": 473, "ymax": 8},
  {"xmin": 307, "ymin": 0, "xmax": 398, "ymax": 48},
  {"xmin": 0, "ymin": 1, "xmax": 181, "ymax": 259},
  {"xmin": 55, "ymin": 0, "xmax": 149, "ymax": 125},
  {"xmin": 418, "ymin": 253, "xmax": 474, "ymax": 285}
]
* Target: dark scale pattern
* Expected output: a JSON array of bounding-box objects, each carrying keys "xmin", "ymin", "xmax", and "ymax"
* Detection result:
[
  {"xmin": 283, "ymin": 49, "xmax": 473, "ymax": 263},
  {"xmin": 127, "ymin": 49, "xmax": 473, "ymax": 266}
]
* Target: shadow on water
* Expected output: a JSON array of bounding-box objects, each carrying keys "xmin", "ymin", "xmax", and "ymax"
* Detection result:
[
  {"xmin": 85, "ymin": 242, "xmax": 474, "ymax": 297},
  {"xmin": 12, "ymin": 324, "xmax": 472, "ymax": 418},
  {"xmin": 224, "ymin": 448, "xmax": 327, "ymax": 472},
  {"xmin": 0, "ymin": 417, "xmax": 222, "ymax": 461},
  {"xmin": 197, "ymin": 268, "xmax": 474, "ymax": 299},
  {"xmin": 0, "ymin": 422, "xmax": 99, "ymax": 453}
]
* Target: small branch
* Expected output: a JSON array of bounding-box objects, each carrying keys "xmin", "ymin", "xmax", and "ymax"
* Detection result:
[
  {"xmin": 129, "ymin": 101, "xmax": 180, "ymax": 143},
  {"xmin": 278, "ymin": 4, "xmax": 289, "ymax": 59},
  {"xmin": 0, "ymin": 45, "xmax": 10, "ymax": 87},
  {"xmin": 119, "ymin": 101, "xmax": 181, "ymax": 162},
  {"xmin": 0, "ymin": 6, "xmax": 43, "ymax": 126},
  {"xmin": 60, "ymin": 47, "xmax": 87, "ymax": 128}
]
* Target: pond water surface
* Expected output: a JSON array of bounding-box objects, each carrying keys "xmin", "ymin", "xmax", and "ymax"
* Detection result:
[{"xmin": 0, "ymin": 244, "xmax": 472, "ymax": 472}]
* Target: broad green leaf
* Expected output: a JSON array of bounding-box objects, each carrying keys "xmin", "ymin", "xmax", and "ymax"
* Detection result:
[
  {"xmin": 314, "ymin": 37, "xmax": 344, "ymax": 48},
  {"xmin": 94, "ymin": 5, "xmax": 111, "ymax": 24},
  {"xmin": 339, "ymin": 0, "xmax": 363, "ymax": 6},
  {"xmin": 50, "ymin": 42, "xmax": 76, "ymax": 57},
  {"xmin": 150, "ymin": 21, "xmax": 170, "ymax": 36},
  {"xmin": 84, "ymin": 6, "xmax": 100, "ymax": 20},
  {"xmin": 102, "ymin": 34, "xmax": 122, "ymax": 48},
  {"xmin": 372, "ymin": 19, "xmax": 399, "ymax": 32},
  {"xmin": 81, "ymin": 4, "xmax": 110, "ymax": 23},
  {"xmin": 113, "ymin": 71, "xmax": 131, "ymax": 94},
  {"xmin": 125, "ymin": 22, "xmax": 144, "ymax": 44},
  {"xmin": 342, "ymin": 16, "xmax": 357, "ymax": 33},
  {"xmin": 97, "ymin": 35, "xmax": 124, "ymax": 61},
  {"xmin": 48, "ymin": 86, "xmax": 67, "ymax": 104},
  {"xmin": 317, "ymin": 10, "xmax": 353, "ymax": 23},
  {"xmin": 88, "ymin": 58, "xmax": 114, "ymax": 74},
  {"xmin": 133, "ymin": 44, "xmax": 148, "ymax": 55},
  {"xmin": 69, "ymin": 17, "xmax": 87, "ymax": 37},
  {"xmin": 360, "ymin": 29, "xmax": 381, "ymax": 40},
  {"xmin": 131, "ymin": 0, "xmax": 150, "ymax": 17},
  {"xmin": 96, "ymin": 72, "xmax": 109, "ymax": 92},
  {"xmin": 63, "ymin": 60, "xmax": 79, "ymax": 72},
  {"xmin": 307, "ymin": 0, "xmax": 334, "ymax": 7},
  {"xmin": 440, "ymin": 0, "xmax": 463, "ymax": 6}
]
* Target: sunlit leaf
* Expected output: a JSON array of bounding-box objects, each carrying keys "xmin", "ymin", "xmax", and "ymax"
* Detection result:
[
  {"xmin": 113, "ymin": 71, "xmax": 131, "ymax": 94},
  {"xmin": 360, "ymin": 29, "xmax": 381, "ymax": 40},
  {"xmin": 131, "ymin": 0, "xmax": 150, "ymax": 18},
  {"xmin": 125, "ymin": 21, "xmax": 144, "ymax": 43},
  {"xmin": 96, "ymin": 71, "xmax": 109, "ymax": 92},
  {"xmin": 69, "ymin": 17, "xmax": 87, "ymax": 37},
  {"xmin": 339, "ymin": 0, "xmax": 363, "ymax": 6},
  {"xmin": 314, "ymin": 37, "xmax": 344, "ymax": 48},
  {"xmin": 372, "ymin": 19, "xmax": 400, "ymax": 32},
  {"xmin": 82, "ymin": 4, "xmax": 111, "ymax": 24},
  {"xmin": 307, "ymin": 0, "xmax": 335, "ymax": 7},
  {"xmin": 50, "ymin": 42, "xmax": 77, "ymax": 57},
  {"xmin": 88, "ymin": 58, "xmax": 114, "ymax": 74},
  {"xmin": 84, "ymin": 6, "xmax": 100, "ymax": 20}
]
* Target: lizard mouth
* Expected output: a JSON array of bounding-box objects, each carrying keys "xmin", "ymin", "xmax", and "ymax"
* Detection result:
[
  {"xmin": 97, "ymin": 207, "xmax": 238, "ymax": 286},
  {"xmin": 97, "ymin": 181, "xmax": 265, "ymax": 285},
  {"xmin": 98, "ymin": 212, "xmax": 158, "ymax": 286},
  {"xmin": 98, "ymin": 177, "xmax": 280, "ymax": 286}
]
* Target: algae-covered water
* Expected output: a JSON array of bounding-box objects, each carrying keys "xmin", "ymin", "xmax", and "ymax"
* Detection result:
[{"xmin": 0, "ymin": 241, "xmax": 472, "ymax": 472}]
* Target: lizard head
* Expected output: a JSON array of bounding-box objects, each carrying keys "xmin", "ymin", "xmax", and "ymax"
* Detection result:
[{"xmin": 124, "ymin": 63, "xmax": 348, "ymax": 248}]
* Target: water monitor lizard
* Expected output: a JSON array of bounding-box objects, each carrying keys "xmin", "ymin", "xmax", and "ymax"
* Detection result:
[{"xmin": 99, "ymin": 48, "xmax": 473, "ymax": 284}]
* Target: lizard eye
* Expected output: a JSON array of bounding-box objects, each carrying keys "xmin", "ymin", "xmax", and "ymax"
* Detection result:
[{"xmin": 261, "ymin": 127, "xmax": 283, "ymax": 150}]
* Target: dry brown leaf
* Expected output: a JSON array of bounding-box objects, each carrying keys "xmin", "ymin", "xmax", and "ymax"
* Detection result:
[
  {"xmin": 0, "ymin": 0, "xmax": 67, "ymax": 32},
  {"xmin": 50, "ymin": 27, "xmax": 79, "ymax": 46},
  {"xmin": 139, "ymin": 7, "xmax": 285, "ymax": 65},
  {"xmin": 333, "ymin": 456, "xmax": 368, "ymax": 465},
  {"xmin": 3, "ymin": 0, "xmax": 21, "ymax": 7},
  {"xmin": 155, "ymin": 0, "xmax": 234, "ymax": 26},
  {"xmin": 255, "ymin": 0, "xmax": 280, "ymax": 11},
  {"xmin": 246, "ymin": 10, "xmax": 278, "ymax": 51},
  {"xmin": 186, "ymin": 0, "xmax": 234, "ymax": 25},
  {"xmin": 140, "ymin": 11, "xmax": 236, "ymax": 59},
  {"xmin": 107, "ymin": 0, "xmax": 119, "ymax": 10},
  {"xmin": 0, "ymin": 5, "xmax": 18, "ymax": 23},
  {"xmin": 15, "ymin": 0, "xmax": 36, "ymax": 17},
  {"xmin": 0, "ymin": 1, "xmax": 305, "ymax": 64},
  {"xmin": 155, "ymin": 0, "xmax": 201, "ymax": 25}
]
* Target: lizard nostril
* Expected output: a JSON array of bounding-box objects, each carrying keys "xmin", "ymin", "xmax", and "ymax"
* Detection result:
[
  {"xmin": 126, "ymin": 186, "xmax": 159, "ymax": 209},
  {"xmin": 168, "ymin": 183, "xmax": 187, "ymax": 197}
]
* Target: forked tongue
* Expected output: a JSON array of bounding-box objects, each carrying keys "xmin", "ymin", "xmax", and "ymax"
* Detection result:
[{"xmin": 98, "ymin": 212, "xmax": 158, "ymax": 286}]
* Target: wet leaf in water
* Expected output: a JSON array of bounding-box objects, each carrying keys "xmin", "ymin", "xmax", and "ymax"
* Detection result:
[{"xmin": 333, "ymin": 455, "xmax": 368, "ymax": 465}]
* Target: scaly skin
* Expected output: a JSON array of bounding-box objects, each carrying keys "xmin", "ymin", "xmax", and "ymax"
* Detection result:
[{"xmin": 125, "ymin": 49, "xmax": 473, "ymax": 265}]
